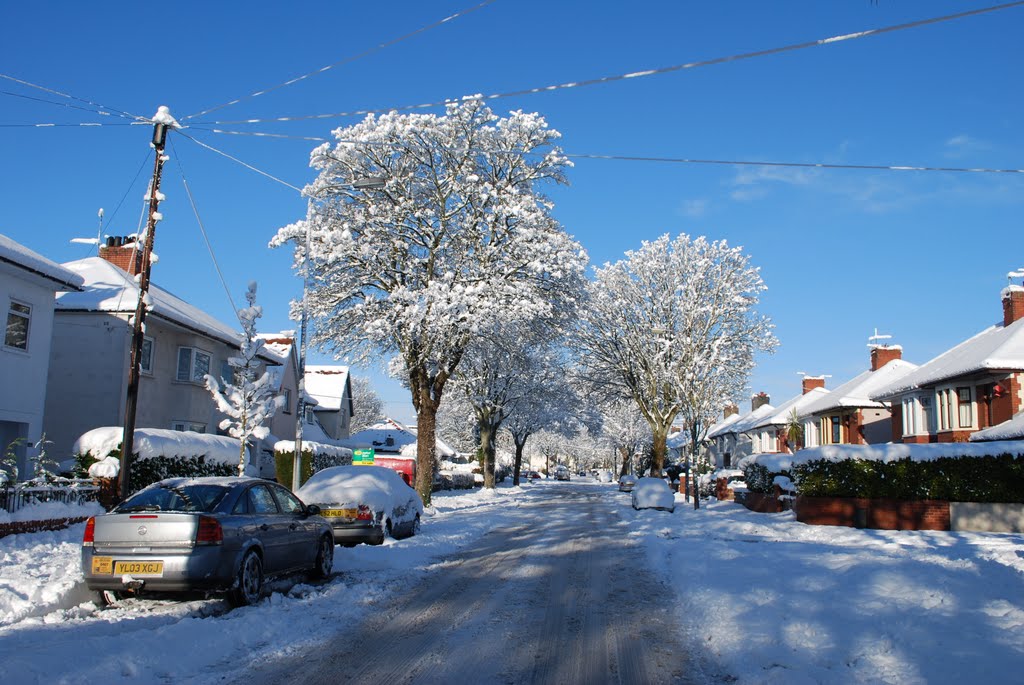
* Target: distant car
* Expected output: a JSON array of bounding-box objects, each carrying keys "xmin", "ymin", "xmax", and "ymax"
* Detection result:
[
  {"xmin": 82, "ymin": 477, "xmax": 334, "ymax": 607},
  {"xmin": 631, "ymin": 477, "xmax": 676, "ymax": 512},
  {"xmin": 526, "ymin": 471, "xmax": 542, "ymax": 481},
  {"xmin": 554, "ymin": 467, "xmax": 571, "ymax": 481},
  {"xmin": 296, "ymin": 465, "xmax": 424, "ymax": 546},
  {"xmin": 598, "ymin": 470, "xmax": 614, "ymax": 483},
  {"xmin": 618, "ymin": 474, "xmax": 638, "ymax": 492}
]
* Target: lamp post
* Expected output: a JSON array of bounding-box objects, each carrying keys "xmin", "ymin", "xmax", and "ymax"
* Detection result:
[{"xmin": 292, "ymin": 176, "xmax": 386, "ymax": 491}]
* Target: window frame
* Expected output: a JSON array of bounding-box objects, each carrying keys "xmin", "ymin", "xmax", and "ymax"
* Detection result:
[
  {"xmin": 176, "ymin": 345, "xmax": 213, "ymax": 384},
  {"xmin": 4, "ymin": 299, "xmax": 31, "ymax": 351},
  {"xmin": 171, "ymin": 421, "xmax": 206, "ymax": 433},
  {"xmin": 957, "ymin": 386, "xmax": 973, "ymax": 428},
  {"xmin": 140, "ymin": 336, "xmax": 155, "ymax": 375}
]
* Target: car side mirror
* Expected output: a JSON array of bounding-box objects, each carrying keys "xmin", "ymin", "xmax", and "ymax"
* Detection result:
[{"xmin": 306, "ymin": 504, "xmax": 321, "ymax": 516}]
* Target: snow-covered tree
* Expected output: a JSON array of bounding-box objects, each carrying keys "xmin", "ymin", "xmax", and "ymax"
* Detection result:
[
  {"xmin": 272, "ymin": 98, "xmax": 587, "ymax": 504},
  {"xmin": 597, "ymin": 398, "xmax": 652, "ymax": 477},
  {"xmin": 574, "ymin": 234, "xmax": 777, "ymax": 481},
  {"xmin": 206, "ymin": 282, "xmax": 285, "ymax": 477},
  {"xmin": 349, "ymin": 375, "xmax": 384, "ymax": 434},
  {"xmin": 503, "ymin": 347, "xmax": 586, "ymax": 485}
]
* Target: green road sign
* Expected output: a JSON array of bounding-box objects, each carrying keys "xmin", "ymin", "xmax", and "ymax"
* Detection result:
[{"xmin": 353, "ymin": 448, "xmax": 375, "ymax": 465}]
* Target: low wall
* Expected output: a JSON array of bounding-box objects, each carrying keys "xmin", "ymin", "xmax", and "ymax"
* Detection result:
[
  {"xmin": 739, "ymin": 491, "xmax": 782, "ymax": 514},
  {"xmin": 0, "ymin": 516, "xmax": 90, "ymax": 540},
  {"xmin": 950, "ymin": 502, "xmax": 1024, "ymax": 533},
  {"xmin": 795, "ymin": 496, "xmax": 950, "ymax": 531}
]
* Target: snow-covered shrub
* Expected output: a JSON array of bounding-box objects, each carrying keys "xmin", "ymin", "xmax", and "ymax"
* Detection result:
[
  {"xmin": 743, "ymin": 461, "xmax": 787, "ymax": 494},
  {"xmin": 273, "ymin": 441, "xmax": 352, "ymax": 487},
  {"xmin": 126, "ymin": 455, "xmax": 234, "ymax": 492},
  {"xmin": 793, "ymin": 453, "xmax": 1024, "ymax": 502}
]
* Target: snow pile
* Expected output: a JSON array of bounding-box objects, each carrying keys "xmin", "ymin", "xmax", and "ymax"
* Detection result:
[
  {"xmin": 0, "ymin": 500, "xmax": 103, "ymax": 525},
  {"xmin": 751, "ymin": 439, "xmax": 1024, "ymax": 473},
  {"xmin": 74, "ymin": 427, "xmax": 246, "ymax": 467},
  {"xmin": 273, "ymin": 439, "xmax": 352, "ymax": 459}
]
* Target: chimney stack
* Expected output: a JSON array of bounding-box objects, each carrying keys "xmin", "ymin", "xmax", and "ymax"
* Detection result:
[
  {"xmin": 1004, "ymin": 286, "xmax": 1024, "ymax": 327},
  {"xmin": 870, "ymin": 345, "xmax": 902, "ymax": 371},
  {"xmin": 802, "ymin": 376, "xmax": 826, "ymax": 394},
  {"xmin": 98, "ymin": 236, "xmax": 143, "ymax": 276},
  {"xmin": 723, "ymin": 403, "xmax": 739, "ymax": 420},
  {"xmin": 751, "ymin": 392, "xmax": 770, "ymax": 411}
]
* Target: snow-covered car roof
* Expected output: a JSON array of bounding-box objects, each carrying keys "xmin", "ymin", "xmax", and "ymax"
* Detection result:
[
  {"xmin": 631, "ymin": 477, "xmax": 675, "ymax": 512},
  {"xmin": 296, "ymin": 465, "xmax": 419, "ymax": 512}
]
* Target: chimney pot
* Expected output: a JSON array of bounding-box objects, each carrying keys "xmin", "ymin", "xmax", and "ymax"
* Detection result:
[
  {"xmin": 870, "ymin": 345, "xmax": 903, "ymax": 371},
  {"xmin": 802, "ymin": 376, "xmax": 826, "ymax": 394}
]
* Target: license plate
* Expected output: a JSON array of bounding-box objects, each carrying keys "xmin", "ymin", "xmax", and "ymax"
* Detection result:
[
  {"xmin": 113, "ymin": 561, "xmax": 164, "ymax": 576},
  {"xmin": 321, "ymin": 508, "xmax": 357, "ymax": 519}
]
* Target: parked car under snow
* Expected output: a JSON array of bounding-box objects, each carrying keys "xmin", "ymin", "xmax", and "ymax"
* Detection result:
[
  {"xmin": 296, "ymin": 465, "xmax": 424, "ymax": 546},
  {"xmin": 630, "ymin": 477, "xmax": 676, "ymax": 512}
]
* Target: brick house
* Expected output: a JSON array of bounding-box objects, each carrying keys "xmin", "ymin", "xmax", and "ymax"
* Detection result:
[
  {"xmin": 743, "ymin": 377, "xmax": 830, "ymax": 454},
  {"xmin": 704, "ymin": 394, "xmax": 773, "ymax": 469},
  {"xmin": 799, "ymin": 345, "xmax": 918, "ymax": 448},
  {"xmin": 871, "ymin": 286, "xmax": 1024, "ymax": 443}
]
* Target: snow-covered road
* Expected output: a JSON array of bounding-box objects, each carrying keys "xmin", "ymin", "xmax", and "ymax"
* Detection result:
[{"xmin": 2, "ymin": 480, "xmax": 1024, "ymax": 684}]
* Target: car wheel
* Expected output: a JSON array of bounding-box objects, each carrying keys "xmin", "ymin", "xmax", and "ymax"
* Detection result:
[
  {"xmin": 98, "ymin": 590, "xmax": 124, "ymax": 607},
  {"xmin": 230, "ymin": 550, "xmax": 263, "ymax": 607},
  {"xmin": 384, "ymin": 519, "xmax": 393, "ymax": 539},
  {"xmin": 310, "ymin": 535, "xmax": 334, "ymax": 580},
  {"xmin": 411, "ymin": 514, "xmax": 421, "ymax": 537}
]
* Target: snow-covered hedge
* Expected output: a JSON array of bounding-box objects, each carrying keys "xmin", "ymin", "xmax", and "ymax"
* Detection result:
[
  {"xmin": 744, "ymin": 441, "xmax": 1024, "ymax": 503},
  {"xmin": 273, "ymin": 440, "xmax": 352, "ymax": 487},
  {"xmin": 72, "ymin": 427, "xmax": 245, "ymax": 493}
]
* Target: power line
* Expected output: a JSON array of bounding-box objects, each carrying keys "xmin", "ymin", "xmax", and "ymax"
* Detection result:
[
  {"xmin": 182, "ymin": 0, "xmax": 500, "ymax": 122},
  {"xmin": 169, "ymin": 137, "xmax": 241, "ymax": 319},
  {"xmin": 0, "ymin": 72, "xmax": 148, "ymax": 122},
  {"xmin": 0, "ymin": 122, "xmax": 136, "ymax": 128},
  {"xmin": 198, "ymin": 127, "xmax": 1024, "ymax": 175},
  {"xmin": 176, "ymin": 130, "xmax": 305, "ymax": 193},
  {"xmin": 0, "ymin": 89, "xmax": 130, "ymax": 119},
  {"xmin": 192, "ymin": 1, "xmax": 1024, "ymax": 127},
  {"xmin": 100, "ymin": 149, "xmax": 155, "ymax": 238}
]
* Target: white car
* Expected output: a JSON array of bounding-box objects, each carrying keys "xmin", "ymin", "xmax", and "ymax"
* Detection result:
[
  {"xmin": 598, "ymin": 470, "xmax": 614, "ymax": 483},
  {"xmin": 631, "ymin": 477, "xmax": 676, "ymax": 512},
  {"xmin": 297, "ymin": 466, "xmax": 424, "ymax": 545}
]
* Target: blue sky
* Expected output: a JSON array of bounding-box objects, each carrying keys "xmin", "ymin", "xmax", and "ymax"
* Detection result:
[{"xmin": 2, "ymin": 1, "xmax": 1022, "ymax": 428}]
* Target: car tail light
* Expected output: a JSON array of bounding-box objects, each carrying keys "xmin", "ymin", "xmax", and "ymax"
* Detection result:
[
  {"xmin": 356, "ymin": 505, "xmax": 372, "ymax": 521},
  {"xmin": 195, "ymin": 516, "xmax": 223, "ymax": 544},
  {"xmin": 83, "ymin": 517, "xmax": 95, "ymax": 545}
]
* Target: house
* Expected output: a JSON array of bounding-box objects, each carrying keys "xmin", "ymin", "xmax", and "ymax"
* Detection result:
[
  {"xmin": 348, "ymin": 418, "xmax": 457, "ymax": 460},
  {"xmin": 303, "ymin": 365, "xmax": 355, "ymax": 441},
  {"xmin": 0, "ymin": 234, "xmax": 84, "ymax": 479},
  {"xmin": 743, "ymin": 377, "xmax": 831, "ymax": 454},
  {"xmin": 704, "ymin": 394, "xmax": 774, "ymax": 469},
  {"xmin": 799, "ymin": 344, "xmax": 918, "ymax": 448},
  {"xmin": 871, "ymin": 286, "xmax": 1024, "ymax": 443},
  {"xmin": 42, "ymin": 237, "xmax": 285, "ymax": 461}
]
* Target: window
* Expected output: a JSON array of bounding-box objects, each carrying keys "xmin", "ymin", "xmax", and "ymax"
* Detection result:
[
  {"xmin": 4, "ymin": 300, "xmax": 30, "ymax": 350},
  {"xmin": 938, "ymin": 389, "xmax": 955, "ymax": 431},
  {"xmin": 176, "ymin": 346, "xmax": 211, "ymax": 383},
  {"xmin": 826, "ymin": 416, "xmax": 842, "ymax": 445},
  {"xmin": 902, "ymin": 398, "xmax": 916, "ymax": 435},
  {"xmin": 140, "ymin": 337, "xmax": 154, "ymax": 374},
  {"xmin": 247, "ymin": 485, "xmax": 279, "ymax": 514},
  {"xmin": 282, "ymin": 388, "xmax": 292, "ymax": 414},
  {"xmin": 271, "ymin": 484, "xmax": 306, "ymax": 514},
  {"xmin": 171, "ymin": 421, "xmax": 206, "ymax": 433},
  {"xmin": 920, "ymin": 396, "xmax": 934, "ymax": 434},
  {"xmin": 957, "ymin": 387, "xmax": 973, "ymax": 428},
  {"xmin": 304, "ymin": 405, "xmax": 315, "ymax": 424}
]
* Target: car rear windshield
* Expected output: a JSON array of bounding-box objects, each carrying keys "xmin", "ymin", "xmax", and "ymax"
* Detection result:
[{"xmin": 116, "ymin": 484, "xmax": 229, "ymax": 513}]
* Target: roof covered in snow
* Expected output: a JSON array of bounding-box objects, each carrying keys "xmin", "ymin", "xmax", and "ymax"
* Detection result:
[
  {"xmin": 304, "ymin": 365, "xmax": 351, "ymax": 413},
  {"xmin": 799, "ymin": 359, "xmax": 918, "ymax": 417},
  {"xmin": 871, "ymin": 316, "xmax": 1024, "ymax": 400},
  {"xmin": 751, "ymin": 386, "xmax": 831, "ymax": 430},
  {"xmin": 970, "ymin": 411, "xmax": 1024, "ymax": 442},
  {"xmin": 708, "ymin": 404, "xmax": 775, "ymax": 439},
  {"xmin": 55, "ymin": 257, "xmax": 246, "ymax": 349},
  {"xmin": 350, "ymin": 419, "xmax": 457, "ymax": 458},
  {"xmin": 0, "ymin": 234, "xmax": 84, "ymax": 291},
  {"xmin": 705, "ymin": 411, "xmax": 742, "ymax": 440}
]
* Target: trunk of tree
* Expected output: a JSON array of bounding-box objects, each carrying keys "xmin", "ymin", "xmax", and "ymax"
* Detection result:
[
  {"xmin": 512, "ymin": 433, "xmax": 528, "ymax": 486},
  {"xmin": 690, "ymin": 429, "xmax": 701, "ymax": 510},
  {"xmin": 651, "ymin": 425, "xmax": 668, "ymax": 476},
  {"xmin": 413, "ymin": 381, "xmax": 439, "ymax": 506},
  {"xmin": 618, "ymin": 446, "xmax": 631, "ymax": 477},
  {"xmin": 480, "ymin": 420, "xmax": 496, "ymax": 489}
]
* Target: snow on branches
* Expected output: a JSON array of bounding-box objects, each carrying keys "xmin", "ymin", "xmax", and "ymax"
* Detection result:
[
  {"xmin": 205, "ymin": 282, "xmax": 285, "ymax": 476},
  {"xmin": 575, "ymin": 233, "xmax": 777, "ymax": 472}
]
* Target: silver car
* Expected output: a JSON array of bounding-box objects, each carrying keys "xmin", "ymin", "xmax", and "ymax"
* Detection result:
[{"xmin": 82, "ymin": 476, "xmax": 334, "ymax": 606}]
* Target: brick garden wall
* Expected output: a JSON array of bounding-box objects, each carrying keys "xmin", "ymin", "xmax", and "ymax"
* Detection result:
[{"xmin": 795, "ymin": 496, "xmax": 950, "ymax": 530}]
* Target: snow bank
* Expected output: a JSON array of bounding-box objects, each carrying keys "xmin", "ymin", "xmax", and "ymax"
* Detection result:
[
  {"xmin": 74, "ymin": 427, "xmax": 246, "ymax": 467},
  {"xmin": 0, "ymin": 500, "xmax": 103, "ymax": 525},
  {"xmin": 274, "ymin": 439, "xmax": 352, "ymax": 458},
  {"xmin": 750, "ymin": 440, "xmax": 1024, "ymax": 473}
]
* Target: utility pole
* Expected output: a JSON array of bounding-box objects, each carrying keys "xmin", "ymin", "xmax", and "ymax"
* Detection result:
[{"xmin": 119, "ymin": 107, "xmax": 175, "ymax": 502}]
